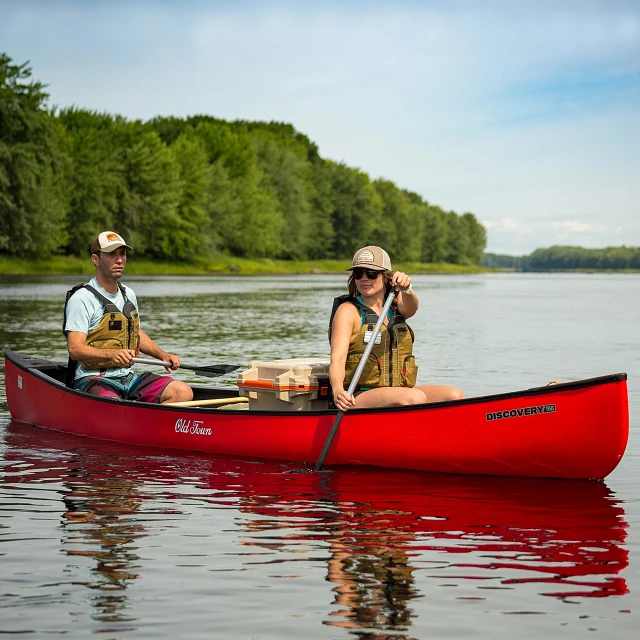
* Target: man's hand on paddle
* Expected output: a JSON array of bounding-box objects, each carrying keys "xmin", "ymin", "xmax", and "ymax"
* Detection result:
[
  {"xmin": 161, "ymin": 354, "xmax": 181, "ymax": 372},
  {"xmin": 110, "ymin": 349, "xmax": 136, "ymax": 367}
]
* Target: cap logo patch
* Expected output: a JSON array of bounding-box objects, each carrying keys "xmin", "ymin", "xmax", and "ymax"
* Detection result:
[
  {"xmin": 356, "ymin": 249, "xmax": 375, "ymax": 264},
  {"xmin": 106, "ymin": 233, "xmax": 120, "ymax": 242}
]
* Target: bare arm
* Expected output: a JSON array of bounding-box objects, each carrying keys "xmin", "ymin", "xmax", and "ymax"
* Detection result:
[
  {"xmin": 139, "ymin": 329, "xmax": 181, "ymax": 371},
  {"xmin": 329, "ymin": 304, "xmax": 359, "ymax": 412},
  {"xmin": 390, "ymin": 271, "xmax": 419, "ymax": 319},
  {"xmin": 67, "ymin": 331, "xmax": 136, "ymax": 367}
]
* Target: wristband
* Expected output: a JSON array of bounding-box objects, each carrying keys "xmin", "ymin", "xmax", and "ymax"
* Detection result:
[{"xmin": 402, "ymin": 285, "xmax": 413, "ymax": 295}]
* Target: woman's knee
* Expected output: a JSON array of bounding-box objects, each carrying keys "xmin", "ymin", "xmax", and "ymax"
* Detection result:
[
  {"xmin": 400, "ymin": 389, "xmax": 428, "ymax": 405},
  {"xmin": 446, "ymin": 386, "xmax": 465, "ymax": 401}
]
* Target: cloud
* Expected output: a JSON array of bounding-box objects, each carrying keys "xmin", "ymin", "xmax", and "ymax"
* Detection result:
[
  {"xmin": 482, "ymin": 218, "xmax": 526, "ymax": 232},
  {"xmin": 553, "ymin": 221, "xmax": 592, "ymax": 233}
]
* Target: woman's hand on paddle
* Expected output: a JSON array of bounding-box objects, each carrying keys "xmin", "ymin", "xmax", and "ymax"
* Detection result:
[
  {"xmin": 390, "ymin": 271, "xmax": 411, "ymax": 293},
  {"xmin": 391, "ymin": 271, "xmax": 418, "ymax": 318},
  {"xmin": 333, "ymin": 388, "xmax": 356, "ymax": 412}
]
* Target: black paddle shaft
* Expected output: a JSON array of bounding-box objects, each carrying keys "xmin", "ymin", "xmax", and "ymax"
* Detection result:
[{"xmin": 132, "ymin": 358, "xmax": 239, "ymax": 378}]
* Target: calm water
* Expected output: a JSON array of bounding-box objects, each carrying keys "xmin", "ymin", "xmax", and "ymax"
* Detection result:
[{"xmin": 0, "ymin": 273, "xmax": 638, "ymax": 638}]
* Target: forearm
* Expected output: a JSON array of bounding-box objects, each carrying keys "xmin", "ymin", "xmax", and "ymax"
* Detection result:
[
  {"xmin": 69, "ymin": 342, "xmax": 125, "ymax": 364},
  {"xmin": 397, "ymin": 289, "xmax": 419, "ymax": 318},
  {"xmin": 138, "ymin": 330, "xmax": 170, "ymax": 361},
  {"xmin": 329, "ymin": 361, "xmax": 346, "ymax": 395},
  {"xmin": 67, "ymin": 332, "xmax": 134, "ymax": 367}
]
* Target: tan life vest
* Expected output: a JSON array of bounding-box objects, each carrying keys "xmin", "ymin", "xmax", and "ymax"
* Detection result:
[
  {"xmin": 330, "ymin": 295, "xmax": 418, "ymax": 389},
  {"xmin": 64, "ymin": 283, "xmax": 140, "ymax": 372}
]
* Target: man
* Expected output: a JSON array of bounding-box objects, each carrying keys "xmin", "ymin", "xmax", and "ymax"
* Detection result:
[{"xmin": 64, "ymin": 231, "xmax": 193, "ymax": 404}]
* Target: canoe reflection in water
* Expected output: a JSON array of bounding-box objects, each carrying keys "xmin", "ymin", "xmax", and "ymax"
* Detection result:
[
  {"xmin": 2, "ymin": 422, "xmax": 629, "ymax": 634},
  {"xmin": 60, "ymin": 468, "xmax": 146, "ymax": 626}
]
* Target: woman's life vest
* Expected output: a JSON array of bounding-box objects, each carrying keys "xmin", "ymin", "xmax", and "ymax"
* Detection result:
[
  {"xmin": 63, "ymin": 283, "xmax": 140, "ymax": 375},
  {"xmin": 329, "ymin": 294, "xmax": 418, "ymax": 389}
]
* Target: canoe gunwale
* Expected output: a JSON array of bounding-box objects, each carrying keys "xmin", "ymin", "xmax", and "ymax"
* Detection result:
[{"xmin": 4, "ymin": 350, "xmax": 628, "ymax": 416}]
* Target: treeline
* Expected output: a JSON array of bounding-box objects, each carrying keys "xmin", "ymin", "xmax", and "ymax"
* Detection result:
[
  {"xmin": 483, "ymin": 246, "xmax": 640, "ymax": 271},
  {"xmin": 527, "ymin": 246, "xmax": 640, "ymax": 271},
  {"xmin": 0, "ymin": 53, "xmax": 486, "ymax": 264},
  {"xmin": 482, "ymin": 253, "xmax": 525, "ymax": 269}
]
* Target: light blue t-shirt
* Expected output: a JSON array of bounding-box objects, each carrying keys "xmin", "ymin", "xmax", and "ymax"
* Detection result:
[{"xmin": 65, "ymin": 277, "xmax": 140, "ymax": 381}]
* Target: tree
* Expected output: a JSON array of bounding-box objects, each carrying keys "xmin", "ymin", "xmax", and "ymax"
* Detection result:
[
  {"xmin": 461, "ymin": 212, "xmax": 487, "ymax": 265},
  {"xmin": 116, "ymin": 127, "xmax": 182, "ymax": 258},
  {"xmin": 168, "ymin": 132, "xmax": 214, "ymax": 259},
  {"xmin": 306, "ymin": 158, "xmax": 336, "ymax": 259},
  {"xmin": 372, "ymin": 180, "xmax": 423, "ymax": 262},
  {"xmin": 421, "ymin": 205, "xmax": 449, "ymax": 263},
  {"xmin": 0, "ymin": 53, "xmax": 68, "ymax": 256},
  {"xmin": 252, "ymin": 130, "xmax": 313, "ymax": 259},
  {"xmin": 57, "ymin": 108, "xmax": 125, "ymax": 255},
  {"xmin": 323, "ymin": 161, "xmax": 382, "ymax": 259}
]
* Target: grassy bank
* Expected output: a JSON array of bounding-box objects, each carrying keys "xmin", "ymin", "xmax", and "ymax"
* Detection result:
[{"xmin": 0, "ymin": 255, "xmax": 491, "ymax": 276}]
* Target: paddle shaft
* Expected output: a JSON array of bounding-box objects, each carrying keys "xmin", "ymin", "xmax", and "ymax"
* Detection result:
[
  {"xmin": 314, "ymin": 290, "xmax": 396, "ymax": 471},
  {"xmin": 133, "ymin": 357, "xmax": 176, "ymax": 368},
  {"xmin": 132, "ymin": 357, "xmax": 238, "ymax": 377}
]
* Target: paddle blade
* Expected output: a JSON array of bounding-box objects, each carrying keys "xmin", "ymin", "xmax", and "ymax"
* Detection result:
[{"xmin": 190, "ymin": 364, "xmax": 241, "ymax": 378}]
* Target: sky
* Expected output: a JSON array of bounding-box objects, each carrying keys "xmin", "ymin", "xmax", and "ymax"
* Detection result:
[{"xmin": 1, "ymin": 0, "xmax": 639, "ymax": 255}]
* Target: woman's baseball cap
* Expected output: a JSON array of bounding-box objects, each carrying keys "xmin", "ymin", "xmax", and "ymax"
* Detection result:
[{"xmin": 348, "ymin": 246, "xmax": 392, "ymax": 271}]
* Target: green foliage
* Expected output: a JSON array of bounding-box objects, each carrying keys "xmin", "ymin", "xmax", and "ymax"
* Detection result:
[
  {"xmin": 323, "ymin": 161, "xmax": 382, "ymax": 258},
  {"xmin": 372, "ymin": 180, "xmax": 424, "ymax": 262},
  {"xmin": 461, "ymin": 212, "xmax": 487, "ymax": 265},
  {"xmin": 420, "ymin": 205, "xmax": 450, "ymax": 263},
  {"xmin": 483, "ymin": 246, "xmax": 640, "ymax": 271},
  {"xmin": 482, "ymin": 252, "xmax": 524, "ymax": 269},
  {"xmin": 0, "ymin": 54, "xmax": 68, "ymax": 255},
  {"xmin": 0, "ymin": 52, "xmax": 489, "ymax": 267},
  {"xmin": 252, "ymin": 130, "xmax": 313, "ymax": 259},
  {"xmin": 169, "ymin": 132, "xmax": 214, "ymax": 259},
  {"xmin": 305, "ymin": 158, "xmax": 336, "ymax": 259},
  {"xmin": 117, "ymin": 129, "xmax": 182, "ymax": 258},
  {"xmin": 57, "ymin": 108, "xmax": 125, "ymax": 255},
  {"xmin": 526, "ymin": 246, "xmax": 640, "ymax": 271}
]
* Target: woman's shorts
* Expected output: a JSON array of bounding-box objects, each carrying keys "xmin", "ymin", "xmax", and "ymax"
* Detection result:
[{"xmin": 73, "ymin": 371, "xmax": 173, "ymax": 403}]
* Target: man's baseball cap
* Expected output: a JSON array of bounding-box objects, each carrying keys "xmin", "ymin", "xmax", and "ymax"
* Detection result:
[
  {"xmin": 90, "ymin": 231, "xmax": 132, "ymax": 255},
  {"xmin": 348, "ymin": 246, "xmax": 392, "ymax": 271}
]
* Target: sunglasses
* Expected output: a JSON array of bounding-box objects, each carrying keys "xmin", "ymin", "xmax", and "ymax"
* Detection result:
[{"xmin": 353, "ymin": 268, "xmax": 382, "ymax": 280}]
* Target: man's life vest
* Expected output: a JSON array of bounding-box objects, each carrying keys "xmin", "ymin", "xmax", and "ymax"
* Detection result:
[
  {"xmin": 63, "ymin": 283, "xmax": 140, "ymax": 384},
  {"xmin": 329, "ymin": 294, "xmax": 418, "ymax": 389}
]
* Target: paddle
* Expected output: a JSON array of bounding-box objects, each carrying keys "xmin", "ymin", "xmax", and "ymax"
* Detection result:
[
  {"xmin": 314, "ymin": 290, "xmax": 396, "ymax": 471},
  {"xmin": 132, "ymin": 357, "xmax": 240, "ymax": 378}
]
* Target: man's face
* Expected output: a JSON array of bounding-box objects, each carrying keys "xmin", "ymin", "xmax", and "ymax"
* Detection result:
[{"xmin": 93, "ymin": 247, "xmax": 127, "ymax": 280}]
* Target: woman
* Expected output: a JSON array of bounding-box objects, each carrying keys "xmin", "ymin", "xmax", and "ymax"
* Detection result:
[{"xmin": 329, "ymin": 246, "xmax": 464, "ymax": 411}]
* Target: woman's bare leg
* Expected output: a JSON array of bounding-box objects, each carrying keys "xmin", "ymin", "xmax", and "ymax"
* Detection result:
[
  {"xmin": 352, "ymin": 384, "xmax": 464, "ymax": 409},
  {"xmin": 415, "ymin": 384, "xmax": 465, "ymax": 402},
  {"xmin": 353, "ymin": 387, "xmax": 427, "ymax": 409}
]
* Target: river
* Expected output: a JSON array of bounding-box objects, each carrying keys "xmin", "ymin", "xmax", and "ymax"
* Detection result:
[{"xmin": 1, "ymin": 273, "xmax": 638, "ymax": 638}]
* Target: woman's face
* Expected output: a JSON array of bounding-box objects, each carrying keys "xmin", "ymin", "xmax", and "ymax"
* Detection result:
[{"xmin": 353, "ymin": 268, "xmax": 385, "ymax": 297}]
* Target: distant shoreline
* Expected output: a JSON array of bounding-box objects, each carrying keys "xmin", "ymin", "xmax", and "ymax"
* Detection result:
[{"xmin": 0, "ymin": 256, "xmax": 492, "ymax": 277}]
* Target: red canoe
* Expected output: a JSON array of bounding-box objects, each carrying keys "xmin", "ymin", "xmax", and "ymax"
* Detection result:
[{"xmin": 3, "ymin": 351, "xmax": 629, "ymax": 480}]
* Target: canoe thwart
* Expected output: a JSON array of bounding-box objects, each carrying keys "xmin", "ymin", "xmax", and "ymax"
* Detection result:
[{"xmin": 165, "ymin": 397, "xmax": 249, "ymax": 408}]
